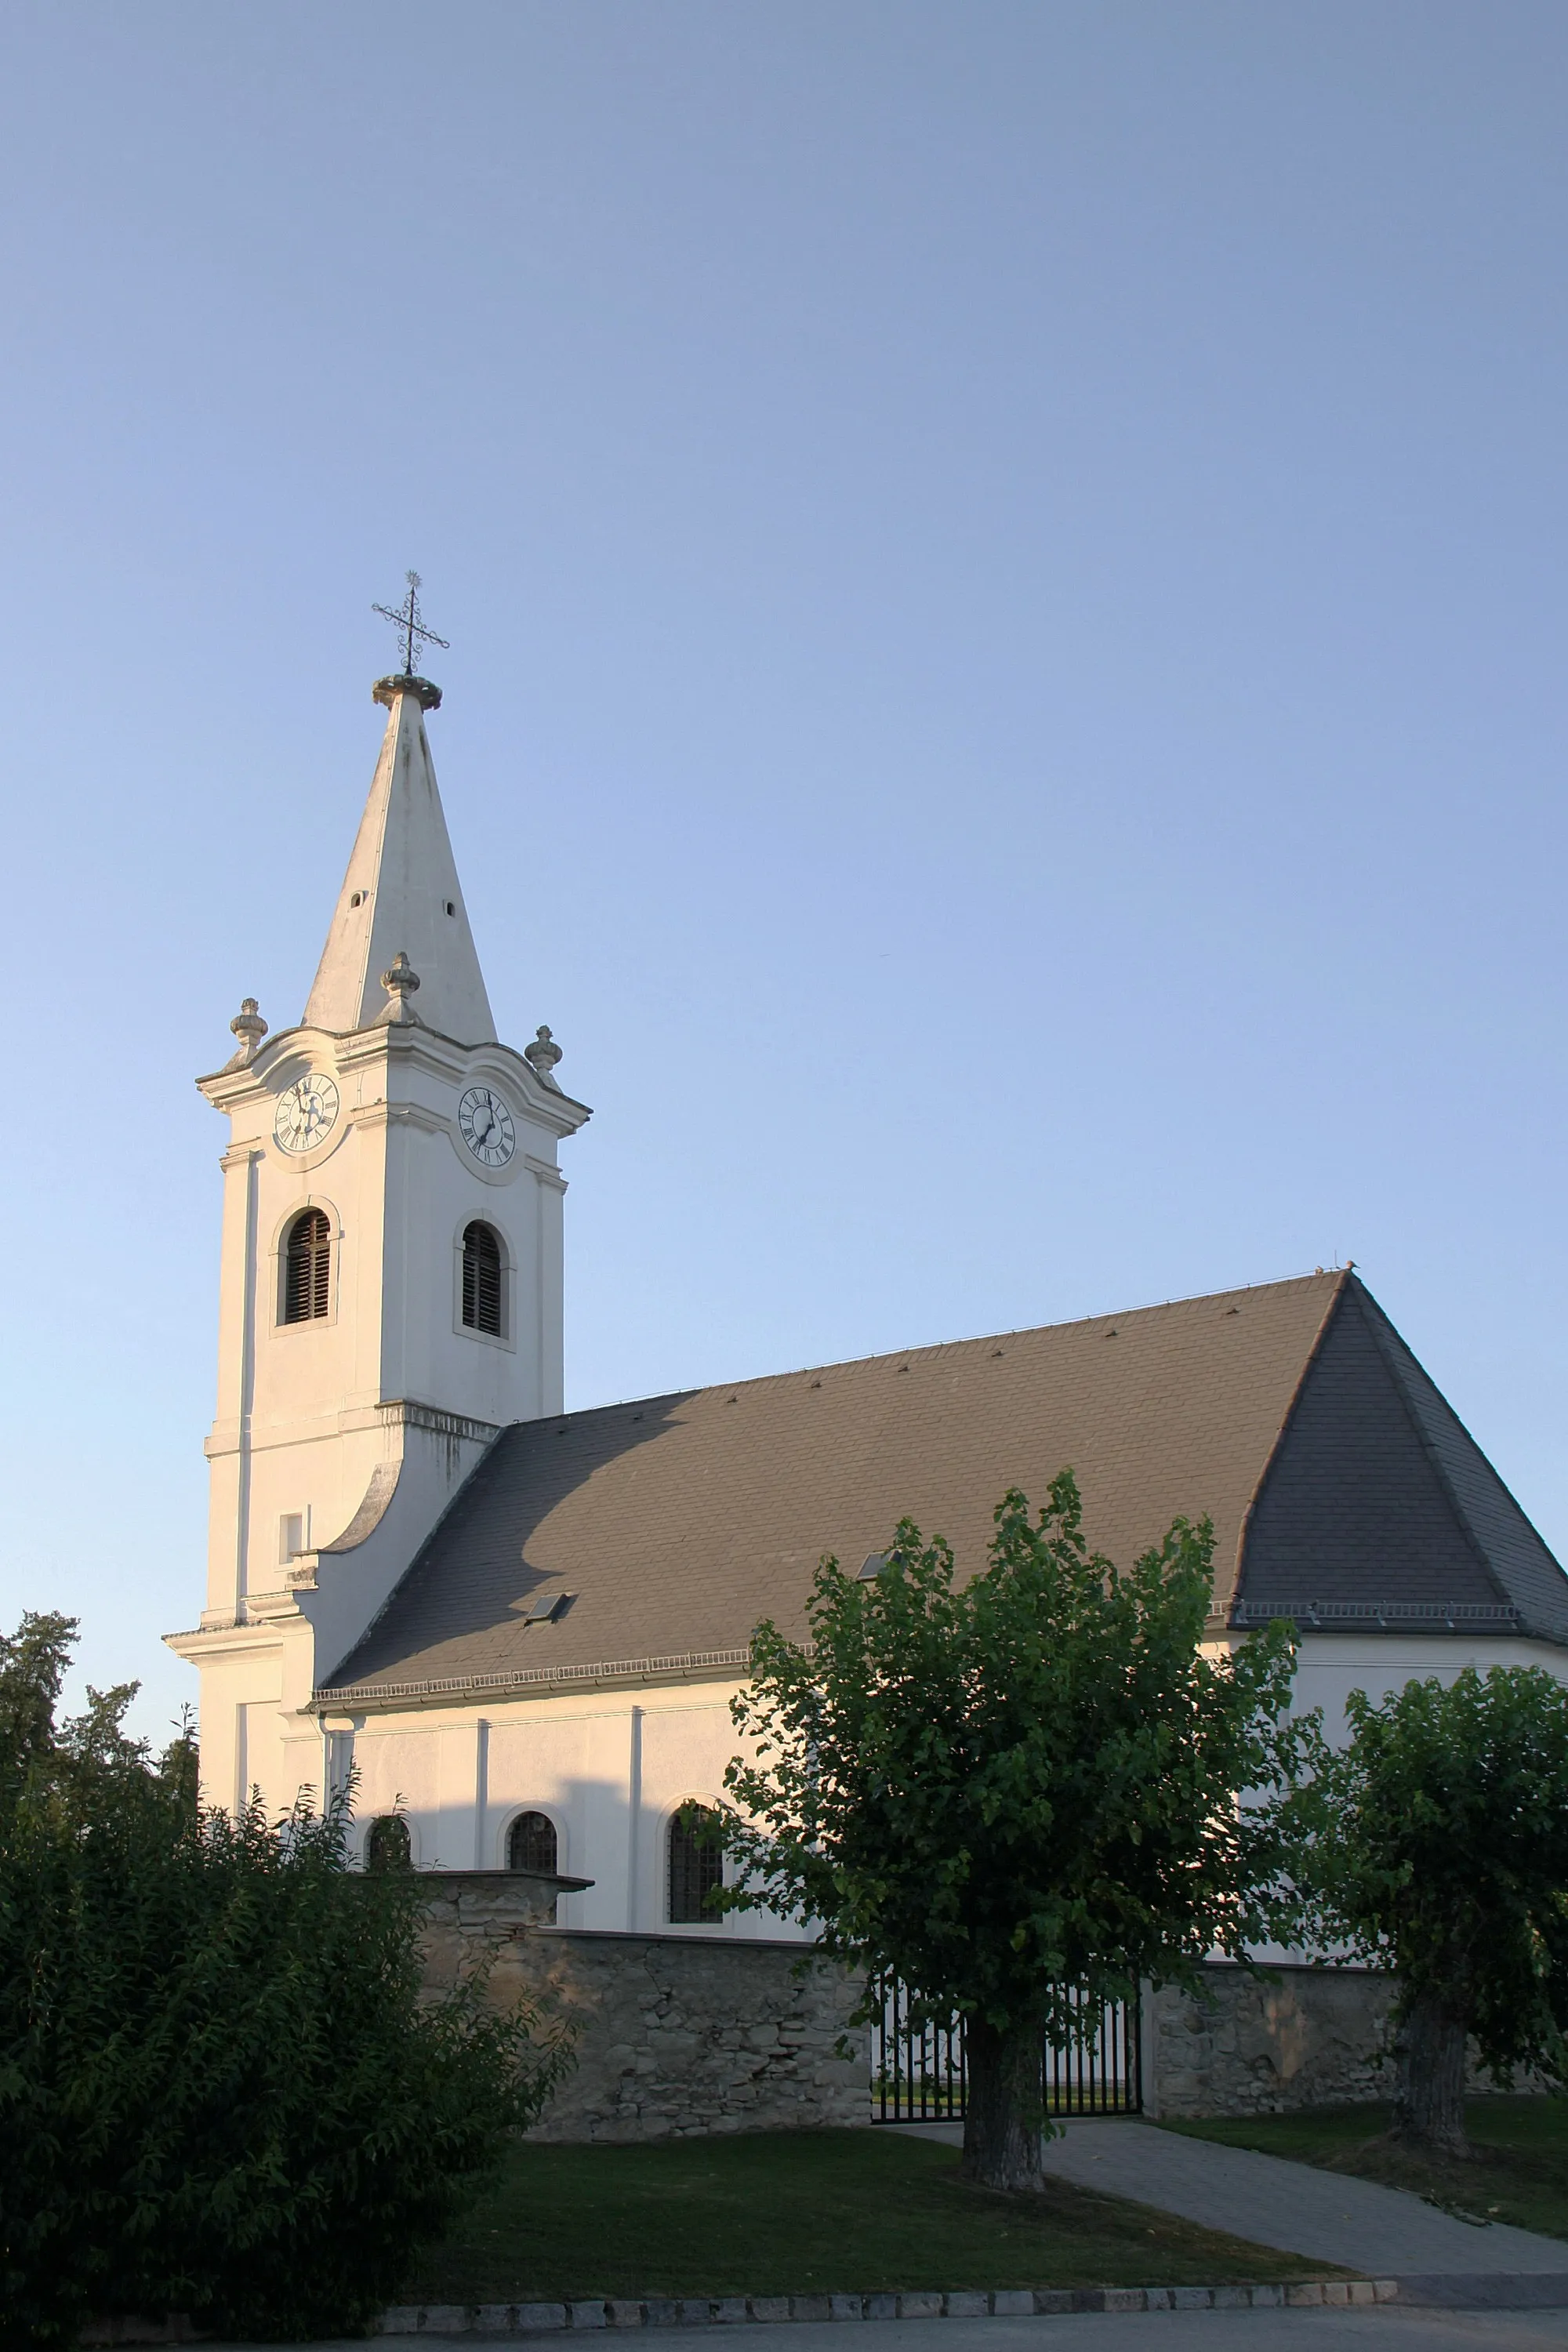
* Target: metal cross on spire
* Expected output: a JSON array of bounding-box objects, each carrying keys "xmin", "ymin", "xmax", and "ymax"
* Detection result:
[{"xmin": 372, "ymin": 571, "xmax": 450, "ymax": 678}]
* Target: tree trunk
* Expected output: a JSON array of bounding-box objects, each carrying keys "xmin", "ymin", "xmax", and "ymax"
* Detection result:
[
  {"xmin": 960, "ymin": 2014, "xmax": 1047, "ymax": 2190},
  {"xmin": 1392, "ymin": 1988, "xmax": 1471, "ymax": 2159}
]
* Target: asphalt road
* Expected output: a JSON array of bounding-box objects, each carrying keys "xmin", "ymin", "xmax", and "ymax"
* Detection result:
[{"xmin": 214, "ymin": 2311, "xmax": 1568, "ymax": 2350}]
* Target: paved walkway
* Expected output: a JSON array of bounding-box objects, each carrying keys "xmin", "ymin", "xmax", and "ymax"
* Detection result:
[{"xmin": 899, "ymin": 2121, "xmax": 1568, "ymax": 2280}]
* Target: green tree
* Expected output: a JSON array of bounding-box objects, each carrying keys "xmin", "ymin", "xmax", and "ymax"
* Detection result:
[
  {"xmin": 0, "ymin": 1613, "xmax": 571, "ymax": 2347},
  {"xmin": 1292, "ymin": 1665, "xmax": 1568, "ymax": 2160},
  {"xmin": 716, "ymin": 1475, "xmax": 1309, "ymax": 2189},
  {"xmin": 0, "ymin": 1611, "xmax": 78, "ymax": 1786}
]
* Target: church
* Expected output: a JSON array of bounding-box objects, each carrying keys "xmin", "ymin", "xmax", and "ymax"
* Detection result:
[{"xmin": 167, "ymin": 662, "xmax": 1568, "ymax": 1947}]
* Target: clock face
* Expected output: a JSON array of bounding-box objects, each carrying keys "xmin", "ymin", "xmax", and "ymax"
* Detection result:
[
  {"xmin": 459, "ymin": 1084, "xmax": 517, "ymax": 1168},
  {"xmin": 274, "ymin": 1071, "xmax": 341, "ymax": 1155}
]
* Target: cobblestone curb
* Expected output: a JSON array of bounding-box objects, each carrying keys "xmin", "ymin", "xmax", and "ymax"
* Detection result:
[{"xmin": 380, "ymin": 2281, "xmax": 1398, "ymax": 2332}]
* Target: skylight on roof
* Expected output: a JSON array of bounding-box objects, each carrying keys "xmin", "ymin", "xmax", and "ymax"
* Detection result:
[{"xmin": 523, "ymin": 1591, "xmax": 570, "ymax": 1622}]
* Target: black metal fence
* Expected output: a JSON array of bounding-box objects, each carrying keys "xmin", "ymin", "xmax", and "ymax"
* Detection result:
[
  {"xmin": 871, "ymin": 1975, "xmax": 967, "ymax": 2122},
  {"xmin": 870, "ymin": 1976, "xmax": 1142, "ymax": 2123},
  {"xmin": 1042, "ymin": 1984, "xmax": 1143, "ymax": 2118}
]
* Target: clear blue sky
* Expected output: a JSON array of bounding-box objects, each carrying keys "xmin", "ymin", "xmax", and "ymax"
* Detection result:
[{"xmin": 3, "ymin": 3, "xmax": 1566, "ymax": 1740}]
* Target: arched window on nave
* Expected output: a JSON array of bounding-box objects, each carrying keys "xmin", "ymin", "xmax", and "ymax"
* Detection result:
[
  {"xmin": 365, "ymin": 1813, "xmax": 412, "ymax": 1871},
  {"xmin": 667, "ymin": 1805, "xmax": 723, "ymax": 1925},
  {"xmin": 507, "ymin": 1810, "xmax": 558, "ymax": 1875}
]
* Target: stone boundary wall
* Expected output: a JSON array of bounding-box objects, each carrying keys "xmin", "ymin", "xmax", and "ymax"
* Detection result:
[
  {"xmin": 418, "ymin": 1873, "xmax": 866, "ymax": 2142},
  {"xmin": 419, "ymin": 1879, "xmax": 1531, "ymax": 2136},
  {"xmin": 1147, "ymin": 1962, "xmax": 1399, "ymax": 2118},
  {"xmin": 1146, "ymin": 1961, "xmax": 1544, "ymax": 2119}
]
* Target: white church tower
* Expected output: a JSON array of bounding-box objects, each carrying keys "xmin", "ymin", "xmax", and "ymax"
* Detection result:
[{"xmin": 168, "ymin": 645, "xmax": 590, "ymax": 1813}]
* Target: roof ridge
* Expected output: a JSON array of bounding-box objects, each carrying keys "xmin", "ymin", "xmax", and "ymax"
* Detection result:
[
  {"xmin": 1221, "ymin": 1269, "xmax": 1351, "ymax": 1628},
  {"xmin": 549, "ymin": 1267, "xmax": 1351, "ymax": 1422}
]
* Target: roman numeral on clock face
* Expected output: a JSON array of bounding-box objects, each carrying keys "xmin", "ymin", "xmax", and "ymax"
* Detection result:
[{"xmin": 274, "ymin": 1072, "xmax": 340, "ymax": 1155}]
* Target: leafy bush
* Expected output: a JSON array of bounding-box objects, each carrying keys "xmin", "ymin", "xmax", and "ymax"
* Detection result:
[
  {"xmin": 1293, "ymin": 1664, "xmax": 1568, "ymax": 2158},
  {"xmin": 0, "ymin": 1614, "xmax": 571, "ymax": 2345}
]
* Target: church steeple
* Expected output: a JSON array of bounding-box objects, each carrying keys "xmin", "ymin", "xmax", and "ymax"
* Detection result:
[
  {"xmin": 302, "ymin": 674, "xmax": 497, "ymax": 1044},
  {"xmin": 172, "ymin": 621, "xmax": 590, "ymax": 1825}
]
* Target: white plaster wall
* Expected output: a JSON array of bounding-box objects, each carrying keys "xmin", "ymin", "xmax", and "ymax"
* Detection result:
[
  {"xmin": 341, "ymin": 1682, "xmax": 807, "ymax": 1940},
  {"xmin": 485, "ymin": 1710, "xmax": 604, "ymax": 1889},
  {"xmin": 1293, "ymin": 1633, "xmax": 1568, "ymax": 1737},
  {"xmin": 185, "ymin": 1637, "xmax": 307, "ymax": 1818},
  {"xmin": 377, "ymin": 1049, "xmax": 568, "ymax": 1423},
  {"xmin": 1231, "ymin": 1633, "xmax": 1568, "ymax": 1968},
  {"xmin": 197, "ymin": 1631, "xmax": 1568, "ymax": 1936},
  {"xmin": 201, "ymin": 1024, "xmax": 575, "ymax": 1635},
  {"xmin": 325, "ymin": 1639, "xmax": 1568, "ymax": 1940}
]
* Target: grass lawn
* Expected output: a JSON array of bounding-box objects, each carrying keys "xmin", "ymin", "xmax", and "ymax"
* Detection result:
[
  {"xmin": 1160, "ymin": 2096, "xmax": 1568, "ymax": 2243},
  {"xmin": 399, "ymin": 2128, "xmax": 1345, "ymax": 2303}
]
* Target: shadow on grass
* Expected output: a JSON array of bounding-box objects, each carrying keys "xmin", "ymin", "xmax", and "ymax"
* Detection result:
[{"xmin": 401, "ymin": 2127, "xmax": 1345, "ymax": 2303}]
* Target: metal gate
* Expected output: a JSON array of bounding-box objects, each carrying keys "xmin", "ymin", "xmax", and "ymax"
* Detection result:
[{"xmin": 870, "ymin": 1976, "xmax": 1142, "ymax": 2122}]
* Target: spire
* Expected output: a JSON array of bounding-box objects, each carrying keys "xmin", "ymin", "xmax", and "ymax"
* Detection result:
[{"xmin": 303, "ymin": 680, "xmax": 497, "ymax": 1044}]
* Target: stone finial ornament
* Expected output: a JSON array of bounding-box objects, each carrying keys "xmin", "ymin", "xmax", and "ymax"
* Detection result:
[
  {"xmin": 524, "ymin": 1025, "xmax": 563, "ymax": 1087},
  {"xmin": 379, "ymin": 950, "xmax": 423, "ymax": 1025},
  {"xmin": 227, "ymin": 997, "xmax": 268, "ymax": 1066}
]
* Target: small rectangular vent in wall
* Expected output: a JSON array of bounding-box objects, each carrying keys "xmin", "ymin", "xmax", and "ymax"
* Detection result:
[{"xmin": 279, "ymin": 1513, "xmax": 305, "ymax": 1564}]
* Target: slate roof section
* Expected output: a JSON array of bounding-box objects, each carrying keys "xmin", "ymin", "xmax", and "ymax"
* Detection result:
[
  {"xmin": 1231, "ymin": 1281, "xmax": 1568, "ymax": 1642},
  {"xmin": 321, "ymin": 1272, "xmax": 1568, "ymax": 1708}
]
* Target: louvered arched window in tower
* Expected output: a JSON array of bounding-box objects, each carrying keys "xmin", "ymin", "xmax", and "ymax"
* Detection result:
[
  {"xmin": 283, "ymin": 1209, "xmax": 332, "ymax": 1323},
  {"xmin": 462, "ymin": 1221, "xmax": 503, "ymax": 1336}
]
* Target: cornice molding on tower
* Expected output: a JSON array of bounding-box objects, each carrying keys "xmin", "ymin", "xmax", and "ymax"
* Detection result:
[
  {"xmin": 164, "ymin": 1618, "xmax": 286, "ymax": 1665},
  {"xmin": 204, "ymin": 1396, "xmax": 505, "ymax": 1461},
  {"xmin": 360, "ymin": 1397, "xmax": 504, "ymax": 1444},
  {"xmin": 334, "ymin": 1020, "xmax": 466, "ymax": 1077},
  {"xmin": 199, "ymin": 1017, "xmax": 590, "ymax": 1141},
  {"xmin": 194, "ymin": 1022, "xmax": 343, "ymax": 1106},
  {"xmin": 242, "ymin": 1585, "xmax": 306, "ymax": 1624},
  {"xmin": 348, "ymin": 1098, "xmax": 452, "ymax": 1139}
]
